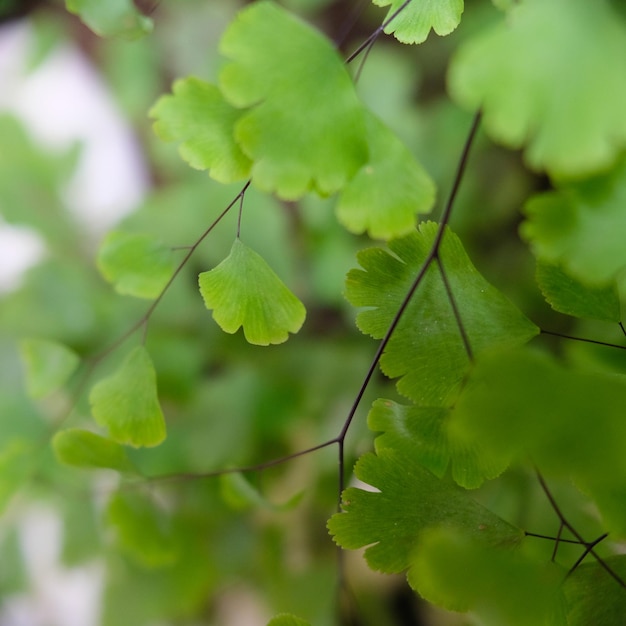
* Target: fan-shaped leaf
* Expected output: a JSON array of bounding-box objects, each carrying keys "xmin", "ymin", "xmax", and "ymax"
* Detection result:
[
  {"xmin": 336, "ymin": 113, "xmax": 435, "ymax": 240},
  {"xmin": 521, "ymin": 157, "xmax": 626, "ymax": 285},
  {"xmin": 345, "ymin": 222, "xmax": 538, "ymax": 404},
  {"xmin": 89, "ymin": 346, "xmax": 166, "ymax": 448},
  {"xmin": 369, "ymin": 399, "xmax": 506, "ymax": 489},
  {"xmin": 65, "ymin": 0, "xmax": 152, "ymax": 38},
  {"xmin": 52, "ymin": 428, "xmax": 139, "ymax": 474},
  {"xmin": 149, "ymin": 78, "xmax": 251, "ymax": 183},
  {"xmin": 97, "ymin": 231, "xmax": 176, "ymax": 300},
  {"xmin": 448, "ymin": 0, "xmax": 626, "ymax": 177},
  {"xmin": 19, "ymin": 338, "xmax": 79, "ymax": 398},
  {"xmin": 535, "ymin": 260, "xmax": 620, "ymax": 322},
  {"xmin": 198, "ymin": 239, "xmax": 306, "ymax": 346},
  {"xmin": 328, "ymin": 447, "xmax": 522, "ymax": 577},
  {"xmin": 219, "ymin": 1, "xmax": 367, "ymax": 198},
  {"xmin": 373, "ymin": 0, "xmax": 464, "ymax": 44}
]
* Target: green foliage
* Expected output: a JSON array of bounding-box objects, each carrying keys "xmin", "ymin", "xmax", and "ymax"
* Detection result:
[
  {"xmin": 199, "ymin": 238, "xmax": 306, "ymax": 345},
  {"xmin": 89, "ymin": 346, "xmax": 166, "ymax": 447},
  {"xmin": 65, "ymin": 0, "xmax": 152, "ymax": 38},
  {"xmin": 535, "ymin": 260, "xmax": 621, "ymax": 322},
  {"xmin": 6, "ymin": 0, "xmax": 626, "ymax": 624},
  {"xmin": 97, "ymin": 231, "xmax": 176, "ymax": 299},
  {"xmin": 267, "ymin": 615, "xmax": 311, "ymax": 626},
  {"xmin": 19, "ymin": 338, "xmax": 79, "ymax": 398},
  {"xmin": 52, "ymin": 428, "xmax": 139, "ymax": 474},
  {"xmin": 449, "ymin": 0, "xmax": 626, "ymax": 177},
  {"xmin": 345, "ymin": 222, "xmax": 538, "ymax": 404},
  {"xmin": 521, "ymin": 156, "xmax": 626, "ymax": 284},
  {"xmin": 328, "ymin": 446, "xmax": 522, "ymax": 575},
  {"xmin": 373, "ymin": 0, "xmax": 464, "ymax": 44},
  {"xmin": 411, "ymin": 528, "xmax": 565, "ymax": 622},
  {"xmin": 149, "ymin": 78, "xmax": 251, "ymax": 184},
  {"xmin": 218, "ymin": 1, "xmax": 367, "ymax": 198}
]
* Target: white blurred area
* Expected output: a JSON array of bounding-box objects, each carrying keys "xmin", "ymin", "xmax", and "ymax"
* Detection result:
[
  {"xmin": 0, "ymin": 17, "xmax": 149, "ymax": 626},
  {"xmin": 0, "ymin": 18, "xmax": 150, "ymax": 291}
]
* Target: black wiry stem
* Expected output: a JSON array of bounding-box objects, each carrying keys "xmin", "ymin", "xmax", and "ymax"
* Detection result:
[
  {"xmin": 540, "ymin": 329, "xmax": 626, "ymax": 351},
  {"xmin": 435, "ymin": 257, "xmax": 474, "ymax": 362},
  {"xmin": 346, "ymin": 0, "xmax": 413, "ymax": 64},
  {"xmin": 535, "ymin": 470, "xmax": 626, "ymax": 588}
]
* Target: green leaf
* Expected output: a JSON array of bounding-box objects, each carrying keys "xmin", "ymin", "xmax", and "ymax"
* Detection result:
[
  {"xmin": 267, "ymin": 615, "xmax": 311, "ymax": 626},
  {"xmin": 345, "ymin": 222, "xmax": 538, "ymax": 404},
  {"xmin": 52, "ymin": 428, "xmax": 139, "ymax": 474},
  {"xmin": 0, "ymin": 440, "xmax": 39, "ymax": 514},
  {"xmin": 521, "ymin": 157, "xmax": 626, "ymax": 285},
  {"xmin": 373, "ymin": 0, "xmax": 464, "ymax": 44},
  {"xmin": 448, "ymin": 0, "xmax": 626, "ymax": 177},
  {"xmin": 149, "ymin": 78, "xmax": 251, "ymax": 184},
  {"xmin": 65, "ymin": 0, "xmax": 152, "ymax": 38},
  {"xmin": 451, "ymin": 347, "xmax": 626, "ymax": 490},
  {"xmin": 97, "ymin": 231, "xmax": 176, "ymax": 300},
  {"xmin": 19, "ymin": 338, "xmax": 79, "ymax": 398},
  {"xmin": 411, "ymin": 527, "xmax": 566, "ymax": 623},
  {"xmin": 563, "ymin": 557, "xmax": 626, "ymax": 625},
  {"xmin": 535, "ymin": 260, "xmax": 621, "ymax": 322},
  {"xmin": 220, "ymin": 472, "xmax": 266, "ymax": 511},
  {"xmin": 336, "ymin": 113, "xmax": 435, "ymax": 240},
  {"xmin": 219, "ymin": 1, "xmax": 368, "ymax": 198},
  {"xmin": 369, "ymin": 399, "xmax": 507, "ymax": 489},
  {"xmin": 107, "ymin": 490, "xmax": 178, "ymax": 568},
  {"xmin": 198, "ymin": 239, "xmax": 306, "ymax": 346},
  {"xmin": 89, "ymin": 346, "xmax": 166, "ymax": 448},
  {"xmin": 328, "ymin": 447, "xmax": 522, "ymax": 577}
]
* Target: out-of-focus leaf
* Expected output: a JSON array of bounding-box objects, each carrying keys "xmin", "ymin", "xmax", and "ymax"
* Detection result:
[
  {"xmin": 19, "ymin": 338, "xmax": 79, "ymax": 398},
  {"xmin": 449, "ymin": 0, "xmax": 626, "ymax": 177},
  {"xmin": 267, "ymin": 615, "xmax": 311, "ymax": 626},
  {"xmin": 107, "ymin": 490, "xmax": 178, "ymax": 568},
  {"xmin": 89, "ymin": 346, "xmax": 166, "ymax": 448},
  {"xmin": 411, "ymin": 527, "xmax": 566, "ymax": 624},
  {"xmin": 521, "ymin": 157, "xmax": 626, "ymax": 285},
  {"xmin": 198, "ymin": 239, "xmax": 306, "ymax": 346},
  {"xmin": 97, "ymin": 231, "xmax": 176, "ymax": 300},
  {"xmin": 563, "ymin": 557, "xmax": 626, "ymax": 625},
  {"xmin": 65, "ymin": 0, "xmax": 152, "ymax": 38},
  {"xmin": 0, "ymin": 440, "xmax": 39, "ymax": 514},
  {"xmin": 535, "ymin": 260, "xmax": 621, "ymax": 322},
  {"xmin": 52, "ymin": 428, "xmax": 139, "ymax": 474}
]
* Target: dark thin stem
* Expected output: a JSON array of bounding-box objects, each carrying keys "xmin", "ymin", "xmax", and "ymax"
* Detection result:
[
  {"xmin": 346, "ymin": 0, "xmax": 413, "ymax": 64},
  {"xmin": 435, "ymin": 257, "xmax": 474, "ymax": 361},
  {"xmin": 88, "ymin": 180, "xmax": 250, "ymax": 365},
  {"xmin": 536, "ymin": 470, "xmax": 626, "ymax": 589},
  {"xmin": 147, "ymin": 436, "xmax": 337, "ymax": 483},
  {"xmin": 336, "ymin": 110, "xmax": 482, "ymax": 497},
  {"xmin": 540, "ymin": 329, "xmax": 626, "ymax": 351},
  {"xmin": 551, "ymin": 522, "xmax": 564, "ymax": 562},
  {"xmin": 567, "ymin": 533, "xmax": 609, "ymax": 578},
  {"xmin": 619, "ymin": 321, "xmax": 626, "ymax": 337},
  {"xmin": 524, "ymin": 531, "xmax": 584, "ymax": 545}
]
